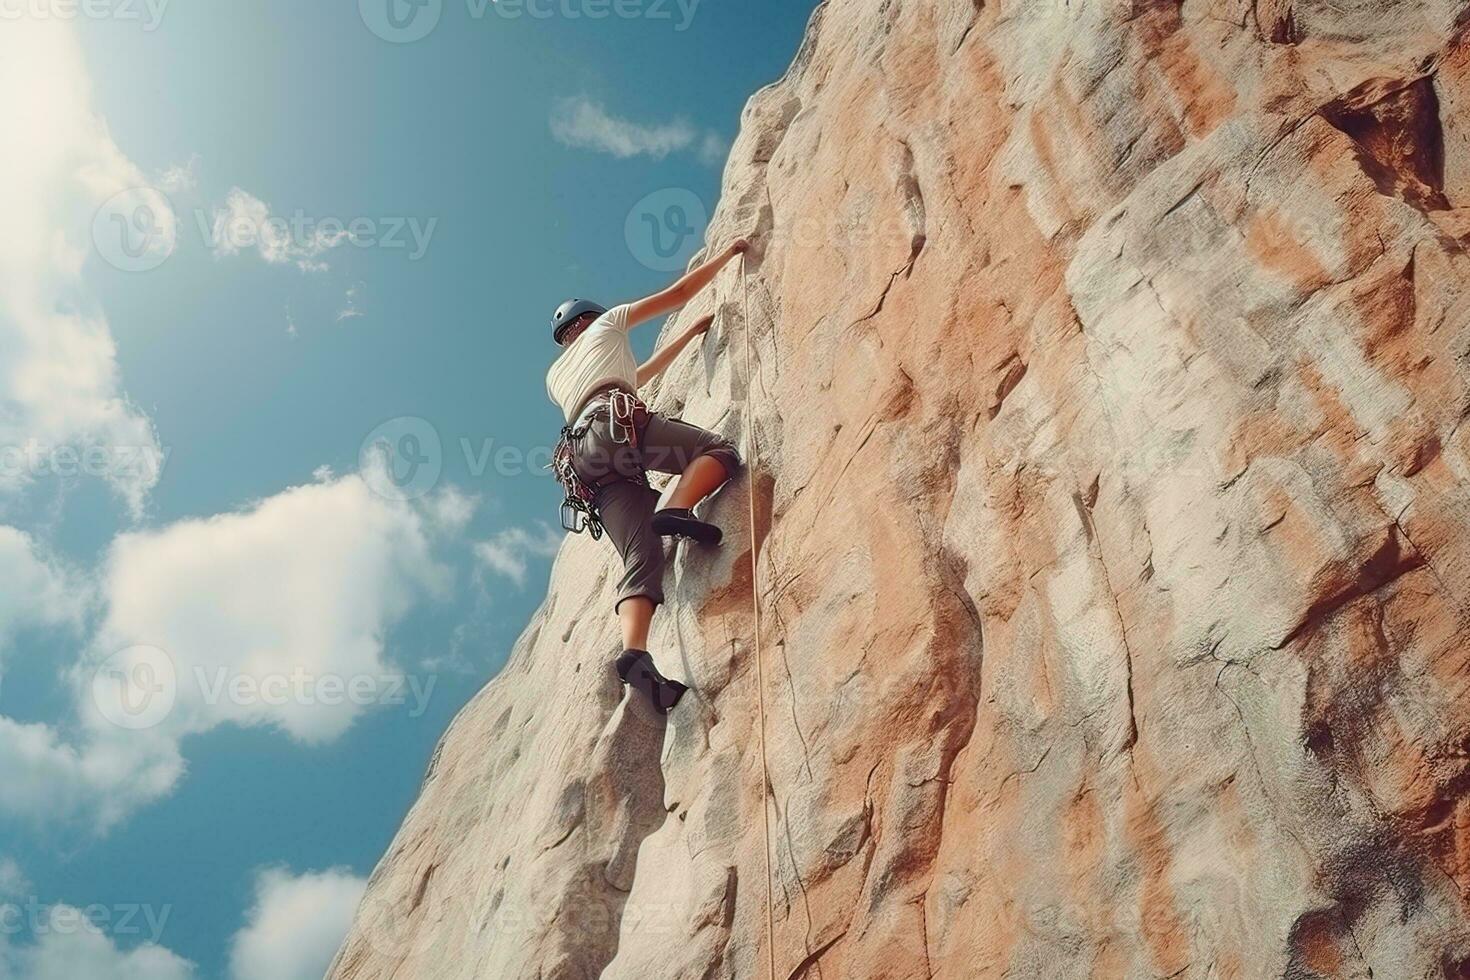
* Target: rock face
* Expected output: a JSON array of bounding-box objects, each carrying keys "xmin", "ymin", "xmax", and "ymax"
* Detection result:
[{"xmin": 329, "ymin": 1, "xmax": 1470, "ymax": 976}]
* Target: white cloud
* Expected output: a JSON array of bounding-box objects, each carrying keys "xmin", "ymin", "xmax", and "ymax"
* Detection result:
[
  {"xmin": 229, "ymin": 867, "xmax": 365, "ymax": 980},
  {"xmin": 156, "ymin": 155, "xmax": 200, "ymax": 194},
  {"xmin": 88, "ymin": 470, "xmax": 451, "ymax": 745},
  {"xmin": 0, "ymin": 709, "xmax": 184, "ymax": 831},
  {"xmin": 0, "ymin": 857, "xmax": 30, "ymax": 900},
  {"xmin": 425, "ymin": 485, "xmax": 477, "ymax": 535},
  {"xmin": 0, "ymin": 866, "xmax": 192, "ymax": 979},
  {"xmin": 209, "ymin": 188, "xmax": 341, "ymax": 272},
  {"xmin": 0, "ymin": 529, "xmax": 98, "ymax": 823},
  {"xmin": 0, "ymin": 912, "xmax": 194, "ymax": 980},
  {"xmin": 698, "ymin": 131, "xmax": 729, "ymax": 166},
  {"xmin": 474, "ymin": 522, "xmax": 561, "ymax": 587},
  {"xmin": 0, "ymin": 526, "xmax": 85, "ymax": 647},
  {"xmin": 549, "ymin": 96, "xmax": 725, "ymax": 164},
  {"xmin": 0, "ymin": 471, "xmax": 454, "ymax": 830},
  {"xmin": 0, "ymin": 18, "xmax": 164, "ymax": 516}
]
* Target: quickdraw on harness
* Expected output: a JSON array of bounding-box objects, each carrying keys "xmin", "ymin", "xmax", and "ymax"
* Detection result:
[
  {"xmin": 551, "ymin": 389, "xmax": 645, "ymax": 539},
  {"xmin": 552, "ymin": 434, "xmax": 603, "ymax": 539}
]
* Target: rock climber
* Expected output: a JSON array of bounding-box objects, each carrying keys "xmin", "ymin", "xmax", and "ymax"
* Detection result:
[{"xmin": 547, "ymin": 238, "xmax": 749, "ymax": 715}]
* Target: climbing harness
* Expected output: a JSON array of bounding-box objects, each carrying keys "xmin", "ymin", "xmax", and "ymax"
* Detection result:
[
  {"xmin": 739, "ymin": 253, "xmax": 779, "ymax": 980},
  {"xmin": 552, "ymin": 389, "xmax": 648, "ymax": 539}
]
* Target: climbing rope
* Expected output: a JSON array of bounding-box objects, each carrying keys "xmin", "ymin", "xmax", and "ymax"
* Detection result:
[{"xmin": 739, "ymin": 253, "xmax": 778, "ymax": 980}]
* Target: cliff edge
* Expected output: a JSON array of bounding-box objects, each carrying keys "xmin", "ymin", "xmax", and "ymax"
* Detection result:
[{"xmin": 330, "ymin": 1, "xmax": 1470, "ymax": 976}]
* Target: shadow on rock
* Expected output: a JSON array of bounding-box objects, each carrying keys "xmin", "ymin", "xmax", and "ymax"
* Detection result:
[{"xmin": 537, "ymin": 692, "xmax": 671, "ymax": 979}]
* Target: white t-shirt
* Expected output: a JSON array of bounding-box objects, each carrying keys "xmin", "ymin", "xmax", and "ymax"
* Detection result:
[{"xmin": 546, "ymin": 304, "xmax": 638, "ymax": 422}]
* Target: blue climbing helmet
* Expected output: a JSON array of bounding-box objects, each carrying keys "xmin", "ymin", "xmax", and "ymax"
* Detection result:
[{"xmin": 551, "ymin": 298, "xmax": 607, "ymax": 345}]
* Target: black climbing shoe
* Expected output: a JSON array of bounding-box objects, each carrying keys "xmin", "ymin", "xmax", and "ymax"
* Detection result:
[
  {"xmin": 651, "ymin": 507, "xmax": 722, "ymax": 546},
  {"xmin": 655, "ymin": 678, "xmax": 688, "ymax": 713},
  {"xmin": 615, "ymin": 649, "xmax": 688, "ymax": 715}
]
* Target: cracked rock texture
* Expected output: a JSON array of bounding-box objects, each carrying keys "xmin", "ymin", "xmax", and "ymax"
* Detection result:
[{"xmin": 330, "ymin": 1, "xmax": 1470, "ymax": 976}]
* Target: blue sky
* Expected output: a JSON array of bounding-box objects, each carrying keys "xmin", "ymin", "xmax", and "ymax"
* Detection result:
[{"xmin": 0, "ymin": 2, "xmax": 814, "ymax": 977}]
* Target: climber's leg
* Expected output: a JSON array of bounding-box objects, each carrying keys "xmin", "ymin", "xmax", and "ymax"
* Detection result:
[
  {"xmin": 639, "ymin": 415, "xmax": 742, "ymax": 545},
  {"xmin": 574, "ymin": 411, "xmax": 665, "ymax": 618},
  {"xmin": 639, "ymin": 414, "xmax": 743, "ymax": 484},
  {"xmin": 596, "ymin": 479, "xmax": 667, "ymax": 614},
  {"xmin": 595, "ymin": 480, "xmax": 686, "ymax": 713},
  {"xmin": 666, "ymin": 455, "xmax": 730, "ymax": 510},
  {"xmin": 618, "ymin": 596, "xmax": 654, "ymax": 651}
]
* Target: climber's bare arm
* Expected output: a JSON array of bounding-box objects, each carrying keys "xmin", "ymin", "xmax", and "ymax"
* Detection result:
[
  {"xmin": 637, "ymin": 314, "xmax": 715, "ymax": 386},
  {"xmin": 626, "ymin": 239, "xmax": 749, "ymax": 329}
]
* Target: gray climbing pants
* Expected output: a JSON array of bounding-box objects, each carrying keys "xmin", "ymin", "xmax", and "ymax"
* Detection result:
[{"xmin": 571, "ymin": 398, "xmax": 742, "ymax": 611}]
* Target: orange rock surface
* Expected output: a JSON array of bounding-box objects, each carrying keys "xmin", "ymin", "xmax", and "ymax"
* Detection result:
[{"xmin": 331, "ymin": 1, "xmax": 1470, "ymax": 976}]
